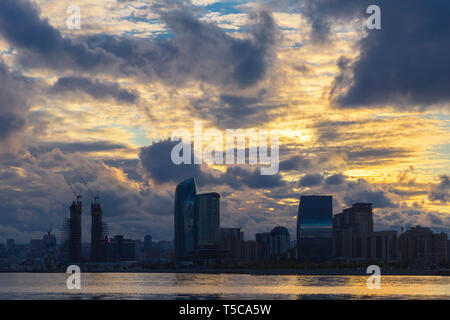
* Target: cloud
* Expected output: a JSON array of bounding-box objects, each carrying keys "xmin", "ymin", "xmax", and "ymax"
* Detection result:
[
  {"xmin": 324, "ymin": 173, "xmax": 346, "ymax": 185},
  {"xmin": 139, "ymin": 139, "xmax": 286, "ymax": 189},
  {"xmin": 0, "ymin": 0, "xmax": 277, "ymax": 89},
  {"xmin": 301, "ymin": 0, "xmax": 450, "ymax": 109},
  {"xmin": 279, "ymin": 155, "xmax": 311, "ymax": 171},
  {"xmin": 0, "ymin": 0, "xmax": 116, "ymax": 71},
  {"xmin": 299, "ymin": 173, "xmax": 323, "ymax": 187},
  {"xmin": 49, "ymin": 77, "xmax": 139, "ymax": 104},
  {"xmin": 29, "ymin": 141, "xmax": 129, "ymax": 155},
  {"xmin": 0, "ymin": 59, "xmax": 31, "ymax": 142},
  {"xmin": 429, "ymin": 175, "xmax": 450, "ymax": 203}
]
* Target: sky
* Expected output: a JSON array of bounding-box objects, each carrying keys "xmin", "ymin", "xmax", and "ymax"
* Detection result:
[{"xmin": 0, "ymin": 0, "xmax": 449, "ymax": 243}]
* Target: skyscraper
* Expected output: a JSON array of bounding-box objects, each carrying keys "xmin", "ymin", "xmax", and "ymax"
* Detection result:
[
  {"xmin": 195, "ymin": 192, "xmax": 220, "ymax": 263},
  {"xmin": 270, "ymin": 226, "xmax": 290, "ymax": 260},
  {"xmin": 195, "ymin": 192, "xmax": 220, "ymax": 248},
  {"xmin": 62, "ymin": 200, "xmax": 82, "ymax": 262},
  {"xmin": 297, "ymin": 195, "xmax": 333, "ymax": 263},
  {"xmin": 90, "ymin": 201, "xmax": 108, "ymax": 262},
  {"xmin": 174, "ymin": 178, "xmax": 197, "ymax": 262}
]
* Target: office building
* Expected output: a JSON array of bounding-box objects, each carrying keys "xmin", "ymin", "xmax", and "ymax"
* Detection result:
[
  {"xmin": 90, "ymin": 201, "xmax": 109, "ymax": 262},
  {"xmin": 61, "ymin": 200, "xmax": 82, "ymax": 262},
  {"xmin": 398, "ymin": 226, "xmax": 448, "ymax": 268},
  {"xmin": 333, "ymin": 203, "xmax": 397, "ymax": 263},
  {"xmin": 255, "ymin": 232, "xmax": 271, "ymax": 263},
  {"xmin": 220, "ymin": 228, "xmax": 244, "ymax": 263},
  {"xmin": 297, "ymin": 195, "xmax": 333, "ymax": 263},
  {"xmin": 195, "ymin": 192, "xmax": 220, "ymax": 263},
  {"xmin": 108, "ymin": 235, "xmax": 136, "ymax": 262},
  {"xmin": 174, "ymin": 178, "xmax": 197, "ymax": 262},
  {"xmin": 269, "ymin": 226, "xmax": 290, "ymax": 260}
]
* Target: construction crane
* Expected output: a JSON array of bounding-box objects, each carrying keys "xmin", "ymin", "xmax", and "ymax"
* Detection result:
[
  {"xmin": 64, "ymin": 175, "xmax": 82, "ymax": 202},
  {"xmin": 80, "ymin": 175, "xmax": 100, "ymax": 205}
]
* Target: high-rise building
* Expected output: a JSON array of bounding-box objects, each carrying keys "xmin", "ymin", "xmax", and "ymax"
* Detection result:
[
  {"xmin": 61, "ymin": 200, "xmax": 82, "ymax": 262},
  {"xmin": 108, "ymin": 235, "xmax": 136, "ymax": 262},
  {"xmin": 297, "ymin": 195, "xmax": 333, "ymax": 263},
  {"xmin": 255, "ymin": 232, "xmax": 271, "ymax": 263},
  {"xmin": 220, "ymin": 228, "xmax": 244, "ymax": 263},
  {"xmin": 195, "ymin": 192, "xmax": 220, "ymax": 263},
  {"xmin": 6, "ymin": 239, "xmax": 15, "ymax": 249},
  {"xmin": 174, "ymin": 178, "xmax": 197, "ymax": 262},
  {"xmin": 398, "ymin": 226, "xmax": 448, "ymax": 268},
  {"xmin": 195, "ymin": 193, "xmax": 220, "ymax": 248},
  {"xmin": 269, "ymin": 226, "xmax": 290, "ymax": 260},
  {"xmin": 333, "ymin": 203, "xmax": 397, "ymax": 263},
  {"xmin": 144, "ymin": 235, "xmax": 153, "ymax": 250},
  {"xmin": 90, "ymin": 201, "xmax": 108, "ymax": 262}
]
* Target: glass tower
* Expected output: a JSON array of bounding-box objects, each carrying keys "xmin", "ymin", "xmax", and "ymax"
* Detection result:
[
  {"xmin": 174, "ymin": 178, "xmax": 197, "ymax": 262},
  {"xmin": 195, "ymin": 192, "xmax": 220, "ymax": 249},
  {"xmin": 297, "ymin": 195, "xmax": 333, "ymax": 263}
]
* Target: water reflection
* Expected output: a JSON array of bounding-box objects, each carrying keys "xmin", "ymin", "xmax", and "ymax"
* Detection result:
[{"xmin": 0, "ymin": 273, "xmax": 448, "ymax": 300}]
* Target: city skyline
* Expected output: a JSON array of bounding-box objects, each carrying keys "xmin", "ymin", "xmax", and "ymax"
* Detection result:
[{"xmin": 0, "ymin": 0, "xmax": 449, "ymax": 247}]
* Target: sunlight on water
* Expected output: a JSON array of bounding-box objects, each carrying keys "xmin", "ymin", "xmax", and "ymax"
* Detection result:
[{"xmin": 0, "ymin": 273, "xmax": 448, "ymax": 300}]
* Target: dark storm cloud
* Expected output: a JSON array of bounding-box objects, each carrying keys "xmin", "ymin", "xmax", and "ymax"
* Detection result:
[
  {"xmin": 49, "ymin": 77, "xmax": 139, "ymax": 104},
  {"xmin": 0, "ymin": 0, "xmax": 115, "ymax": 71},
  {"xmin": 139, "ymin": 139, "xmax": 216, "ymax": 185},
  {"xmin": 429, "ymin": 175, "xmax": 450, "ymax": 204},
  {"xmin": 343, "ymin": 180, "xmax": 395, "ymax": 208},
  {"xmin": 0, "ymin": 0, "xmax": 277, "ymax": 89},
  {"xmin": 324, "ymin": 173, "xmax": 346, "ymax": 185},
  {"xmin": 0, "ymin": 59, "xmax": 31, "ymax": 140},
  {"xmin": 301, "ymin": 0, "xmax": 450, "ymax": 109},
  {"xmin": 139, "ymin": 139, "xmax": 286, "ymax": 189},
  {"xmin": 299, "ymin": 173, "xmax": 323, "ymax": 187},
  {"xmin": 279, "ymin": 155, "xmax": 311, "ymax": 171},
  {"xmin": 223, "ymin": 166, "xmax": 286, "ymax": 189}
]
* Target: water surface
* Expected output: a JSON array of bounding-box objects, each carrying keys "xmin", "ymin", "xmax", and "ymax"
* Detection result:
[{"xmin": 0, "ymin": 273, "xmax": 448, "ymax": 300}]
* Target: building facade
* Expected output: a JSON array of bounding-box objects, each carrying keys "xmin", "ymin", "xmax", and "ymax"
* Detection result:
[
  {"xmin": 269, "ymin": 226, "xmax": 290, "ymax": 261},
  {"xmin": 174, "ymin": 178, "xmax": 197, "ymax": 262},
  {"xmin": 61, "ymin": 200, "xmax": 82, "ymax": 262},
  {"xmin": 195, "ymin": 192, "xmax": 220, "ymax": 263},
  {"xmin": 398, "ymin": 226, "xmax": 448, "ymax": 268},
  {"xmin": 333, "ymin": 203, "xmax": 397, "ymax": 263},
  {"xmin": 297, "ymin": 196, "xmax": 333, "ymax": 263}
]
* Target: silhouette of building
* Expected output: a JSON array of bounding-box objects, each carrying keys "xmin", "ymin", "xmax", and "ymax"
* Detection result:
[
  {"xmin": 61, "ymin": 200, "xmax": 82, "ymax": 262},
  {"xmin": 297, "ymin": 196, "xmax": 333, "ymax": 263},
  {"xmin": 220, "ymin": 228, "xmax": 244, "ymax": 263},
  {"xmin": 398, "ymin": 226, "xmax": 448, "ymax": 268},
  {"xmin": 144, "ymin": 235, "xmax": 152, "ymax": 250},
  {"xmin": 108, "ymin": 235, "xmax": 136, "ymax": 262},
  {"xmin": 174, "ymin": 178, "xmax": 197, "ymax": 262},
  {"xmin": 269, "ymin": 226, "xmax": 290, "ymax": 260},
  {"xmin": 195, "ymin": 192, "xmax": 220, "ymax": 263},
  {"xmin": 333, "ymin": 203, "xmax": 397, "ymax": 263},
  {"xmin": 6, "ymin": 239, "xmax": 15, "ymax": 249},
  {"xmin": 255, "ymin": 232, "xmax": 271, "ymax": 263},
  {"xmin": 90, "ymin": 201, "xmax": 109, "ymax": 262}
]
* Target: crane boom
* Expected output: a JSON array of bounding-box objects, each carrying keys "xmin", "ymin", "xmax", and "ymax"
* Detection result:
[
  {"xmin": 80, "ymin": 175, "xmax": 100, "ymax": 204},
  {"xmin": 64, "ymin": 175, "xmax": 82, "ymax": 201}
]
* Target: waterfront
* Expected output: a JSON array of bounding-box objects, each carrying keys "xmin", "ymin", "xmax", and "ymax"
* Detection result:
[{"xmin": 0, "ymin": 273, "xmax": 448, "ymax": 300}]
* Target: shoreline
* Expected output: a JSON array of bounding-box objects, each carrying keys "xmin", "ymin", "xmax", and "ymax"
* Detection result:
[{"xmin": 1, "ymin": 268, "xmax": 448, "ymax": 276}]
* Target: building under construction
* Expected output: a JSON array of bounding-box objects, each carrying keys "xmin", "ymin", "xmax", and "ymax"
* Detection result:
[
  {"xmin": 90, "ymin": 200, "xmax": 109, "ymax": 262},
  {"xmin": 61, "ymin": 200, "xmax": 82, "ymax": 262}
]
